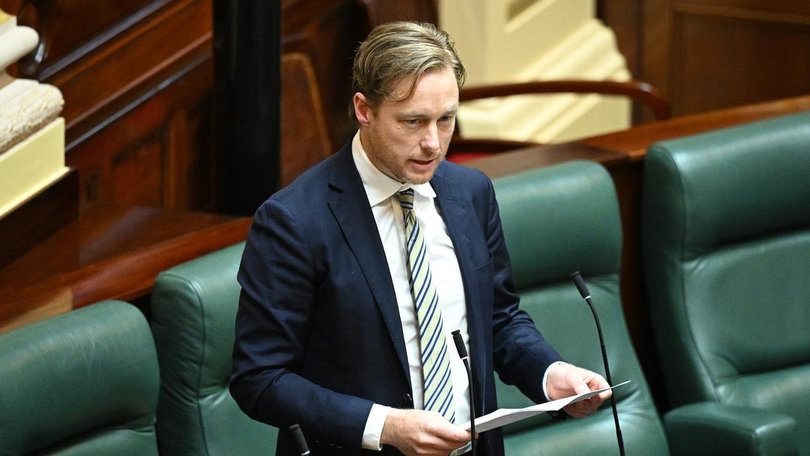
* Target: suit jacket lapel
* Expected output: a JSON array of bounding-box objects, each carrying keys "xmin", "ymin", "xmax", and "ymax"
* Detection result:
[
  {"xmin": 431, "ymin": 166, "xmax": 488, "ymax": 407},
  {"xmin": 327, "ymin": 146, "xmax": 411, "ymax": 385}
]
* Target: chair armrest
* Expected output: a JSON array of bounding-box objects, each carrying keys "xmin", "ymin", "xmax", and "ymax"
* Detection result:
[
  {"xmin": 459, "ymin": 79, "xmax": 671, "ymax": 120},
  {"xmin": 664, "ymin": 402, "xmax": 798, "ymax": 456}
]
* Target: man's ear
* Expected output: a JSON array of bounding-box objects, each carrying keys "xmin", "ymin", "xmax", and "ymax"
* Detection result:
[{"xmin": 353, "ymin": 93, "xmax": 373, "ymax": 126}]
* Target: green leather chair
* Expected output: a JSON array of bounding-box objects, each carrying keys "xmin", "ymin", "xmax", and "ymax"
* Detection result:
[
  {"xmin": 0, "ymin": 300, "xmax": 160, "ymax": 455},
  {"xmin": 642, "ymin": 111, "xmax": 810, "ymax": 455},
  {"xmin": 150, "ymin": 243, "xmax": 278, "ymax": 455},
  {"xmin": 492, "ymin": 161, "xmax": 669, "ymax": 455}
]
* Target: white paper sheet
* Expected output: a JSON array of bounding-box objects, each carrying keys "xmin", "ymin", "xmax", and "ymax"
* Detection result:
[{"xmin": 458, "ymin": 380, "xmax": 631, "ymax": 433}]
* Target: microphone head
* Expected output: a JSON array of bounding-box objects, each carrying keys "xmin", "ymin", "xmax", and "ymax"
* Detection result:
[
  {"xmin": 289, "ymin": 424, "xmax": 310, "ymax": 455},
  {"xmin": 570, "ymin": 271, "xmax": 592, "ymax": 300},
  {"xmin": 451, "ymin": 330, "xmax": 468, "ymax": 358}
]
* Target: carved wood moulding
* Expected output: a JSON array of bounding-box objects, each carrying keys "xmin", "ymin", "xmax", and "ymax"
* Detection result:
[{"xmin": 13, "ymin": 0, "xmax": 172, "ymax": 79}]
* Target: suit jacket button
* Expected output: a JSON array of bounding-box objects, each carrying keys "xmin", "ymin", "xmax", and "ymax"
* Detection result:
[{"xmin": 403, "ymin": 394, "xmax": 413, "ymax": 407}]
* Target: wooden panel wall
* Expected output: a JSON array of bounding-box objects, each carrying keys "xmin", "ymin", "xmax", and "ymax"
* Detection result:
[
  {"xmin": 280, "ymin": 0, "xmax": 367, "ymax": 148},
  {"xmin": 2, "ymin": 0, "xmax": 218, "ymax": 212},
  {"xmin": 598, "ymin": 0, "xmax": 643, "ymax": 74},
  {"xmin": 4, "ymin": 0, "xmax": 808, "ymax": 213},
  {"xmin": 600, "ymin": 0, "xmax": 810, "ymax": 117},
  {"xmin": 1, "ymin": 0, "xmax": 365, "ymax": 214}
]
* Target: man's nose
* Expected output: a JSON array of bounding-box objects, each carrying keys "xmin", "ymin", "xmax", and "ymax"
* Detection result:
[{"xmin": 421, "ymin": 123, "xmax": 440, "ymax": 152}]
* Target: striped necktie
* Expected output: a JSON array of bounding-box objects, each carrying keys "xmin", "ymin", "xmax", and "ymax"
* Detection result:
[{"xmin": 396, "ymin": 188, "xmax": 455, "ymax": 423}]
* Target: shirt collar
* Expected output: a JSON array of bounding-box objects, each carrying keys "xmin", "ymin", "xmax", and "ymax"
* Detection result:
[{"xmin": 351, "ymin": 131, "xmax": 436, "ymax": 207}]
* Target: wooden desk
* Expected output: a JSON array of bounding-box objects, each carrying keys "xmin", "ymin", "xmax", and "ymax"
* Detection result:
[
  {"xmin": 467, "ymin": 94, "xmax": 810, "ymax": 177},
  {"xmin": 581, "ymin": 94, "xmax": 810, "ymax": 159},
  {"xmin": 465, "ymin": 94, "xmax": 810, "ymax": 408},
  {"xmin": 0, "ymin": 206, "xmax": 251, "ymax": 333},
  {"xmin": 459, "ymin": 142, "xmax": 630, "ymax": 179}
]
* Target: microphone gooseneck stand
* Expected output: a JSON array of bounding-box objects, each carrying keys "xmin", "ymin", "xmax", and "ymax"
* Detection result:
[
  {"xmin": 570, "ymin": 271, "xmax": 626, "ymax": 456},
  {"xmin": 452, "ymin": 330, "xmax": 476, "ymax": 456}
]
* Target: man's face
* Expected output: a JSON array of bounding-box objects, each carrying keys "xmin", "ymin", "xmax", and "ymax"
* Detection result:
[{"xmin": 354, "ymin": 67, "xmax": 459, "ymax": 184}]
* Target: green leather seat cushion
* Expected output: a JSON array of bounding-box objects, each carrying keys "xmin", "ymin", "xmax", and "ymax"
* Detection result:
[{"xmin": 0, "ymin": 300, "xmax": 159, "ymax": 455}]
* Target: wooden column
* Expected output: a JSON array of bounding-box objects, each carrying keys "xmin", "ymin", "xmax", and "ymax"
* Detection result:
[{"xmin": 213, "ymin": 0, "xmax": 281, "ymax": 215}]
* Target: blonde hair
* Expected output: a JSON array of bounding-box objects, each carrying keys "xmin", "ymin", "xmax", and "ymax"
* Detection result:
[{"xmin": 350, "ymin": 21, "xmax": 466, "ymax": 117}]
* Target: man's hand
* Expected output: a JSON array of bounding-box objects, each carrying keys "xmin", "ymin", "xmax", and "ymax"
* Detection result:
[
  {"xmin": 380, "ymin": 409, "xmax": 471, "ymax": 456},
  {"xmin": 546, "ymin": 362, "xmax": 611, "ymax": 418}
]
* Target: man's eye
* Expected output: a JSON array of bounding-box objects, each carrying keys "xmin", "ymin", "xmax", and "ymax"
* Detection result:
[
  {"xmin": 404, "ymin": 119, "xmax": 420, "ymax": 126},
  {"xmin": 439, "ymin": 115, "xmax": 454, "ymax": 123}
]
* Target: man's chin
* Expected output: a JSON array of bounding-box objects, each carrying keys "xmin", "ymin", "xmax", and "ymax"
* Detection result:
[
  {"xmin": 405, "ymin": 160, "xmax": 441, "ymax": 184},
  {"xmin": 404, "ymin": 169, "xmax": 437, "ymax": 185}
]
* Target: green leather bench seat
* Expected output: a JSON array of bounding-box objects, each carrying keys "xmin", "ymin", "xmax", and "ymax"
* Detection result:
[
  {"xmin": 492, "ymin": 161, "xmax": 669, "ymax": 455},
  {"xmin": 0, "ymin": 300, "xmax": 160, "ymax": 455},
  {"xmin": 643, "ymin": 111, "xmax": 810, "ymax": 455},
  {"xmin": 150, "ymin": 242, "xmax": 278, "ymax": 455}
]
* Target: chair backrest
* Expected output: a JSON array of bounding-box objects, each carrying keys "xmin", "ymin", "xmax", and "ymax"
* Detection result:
[
  {"xmin": 642, "ymin": 111, "xmax": 810, "ymax": 451},
  {"xmin": 150, "ymin": 242, "xmax": 278, "ymax": 455},
  {"xmin": 492, "ymin": 161, "xmax": 668, "ymax": 455},
  {"xmin": 0, "ymin": 300, "xmax": 159, "ymax": 455}
]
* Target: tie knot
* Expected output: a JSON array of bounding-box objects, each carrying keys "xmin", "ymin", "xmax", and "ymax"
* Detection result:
[{"xmin": 396, "ymin": 188, "xmax": 415, "ymax": 211}]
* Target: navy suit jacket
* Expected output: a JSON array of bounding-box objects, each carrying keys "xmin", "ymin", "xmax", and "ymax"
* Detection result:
[{"xmin": 230, "ymin": 142, "xmax": 563, "ymax": 455}]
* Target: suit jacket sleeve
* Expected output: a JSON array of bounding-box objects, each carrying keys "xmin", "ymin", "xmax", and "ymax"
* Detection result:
[
  {"xmin": 482, "ymin": 175, "xmax": 564, "ymax": 403},
  {"xmin": 229, "ymin": 197, "xmax": 373, "ymax": 448}
]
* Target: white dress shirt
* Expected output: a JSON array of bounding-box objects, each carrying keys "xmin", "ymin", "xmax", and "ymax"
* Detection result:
[{"xmin": 351, "ymin": 133, "xmax": 471, "ymax": 450}]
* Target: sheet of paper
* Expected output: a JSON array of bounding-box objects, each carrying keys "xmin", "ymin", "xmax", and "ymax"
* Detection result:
[{"xmin": 458, "ymin": 380, "xmax": 630, "ymax": 433}]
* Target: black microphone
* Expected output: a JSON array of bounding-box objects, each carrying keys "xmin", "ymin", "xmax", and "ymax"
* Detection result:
[
  {"xmin": 569, "ymin": 271, "xmax": 625, "ymax": 456},
  {"xmin": 451, "ymin": 330, "xmax": 476, "ymax": 456},
  {"xmin": 289, "ymin": 424, "xmax": 310, "ymax": 456}
]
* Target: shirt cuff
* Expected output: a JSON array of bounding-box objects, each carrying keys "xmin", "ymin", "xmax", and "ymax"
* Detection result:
[
  {"xmin": 542, "ymin": 361, "xmax": 569, "ymax": 401},
  {"xmin": 362, "ymin": 404, "xmax": 391, "ymax": 451}
]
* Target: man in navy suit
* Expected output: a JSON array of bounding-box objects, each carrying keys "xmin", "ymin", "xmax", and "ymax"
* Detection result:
[{"xmin": 230, "ymin": 21, "xmax": 610, "ymax": 456}]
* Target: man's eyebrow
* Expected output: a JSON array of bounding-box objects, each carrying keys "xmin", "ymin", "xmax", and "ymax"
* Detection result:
[
  {"xmin": 397, "ymin": 111, "xmax": 428, "ymax": 119},
  {"xmin": 398, "ymin": 107, "xmax": 458, "ymax": 118}
]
